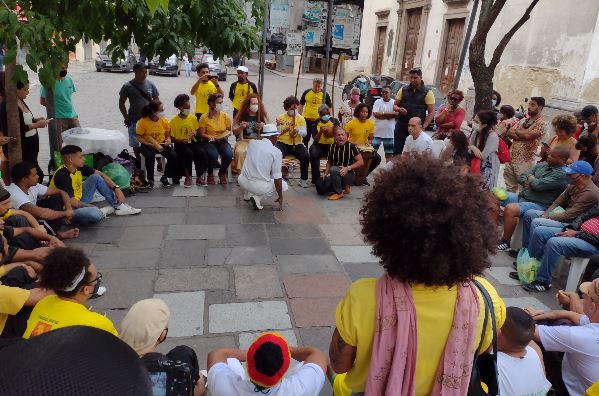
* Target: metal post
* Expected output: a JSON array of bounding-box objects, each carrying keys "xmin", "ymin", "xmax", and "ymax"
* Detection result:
[
  {"xmin": 453, "ymin": 0, "xmax": 479, "ymax": 91},
  {"xmin": 258, "ymin": 0, "xmax": 270, "ymax": 102},
  {"xmin": 322, "ymin": 0, "xmax": 334, "ymax": 102}
]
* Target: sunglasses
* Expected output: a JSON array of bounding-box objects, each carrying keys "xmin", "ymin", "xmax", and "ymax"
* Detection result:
[
  {"xmin": 449, "ymin": 96, "xmax": 460, "ymax": 101},
  {"xmin": 86, "ymin": 272, "xmax": 102, "ymax": 285}
]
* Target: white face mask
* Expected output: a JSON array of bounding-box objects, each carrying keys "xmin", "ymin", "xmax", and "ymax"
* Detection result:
[
  {"xmin": 181, "ymin": 108, "xmax": 190, "ymax": 116},
  {"xmin": 471, "ymin": 121, "xmax": 481, "ymax": 132},
  {"xmin": 287, "ymin": 109, "xmax": 296, "ymax": 117},
  {"xmin": 157, "ymin": 111, "xmax": 165, "ymax": 118},
  {"xmin": 249, "ymin": 104, "xmax": 259, "ymax": 113},
  {"xmin": 215, "ymin": 103, "xmax": 224, "ymax": 112}
]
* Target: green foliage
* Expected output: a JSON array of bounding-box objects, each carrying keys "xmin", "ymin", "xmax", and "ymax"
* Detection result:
[{"xmin": 0, "ymin": 0, "xmax": 263, "ymax": 87}]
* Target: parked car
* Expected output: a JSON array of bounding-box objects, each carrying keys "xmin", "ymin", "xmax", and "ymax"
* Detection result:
[
  {"xmin": 148, "ymin": 54, "xmax": 180, "ymax": 77},
  {"xmin": 192, "ymin": 53, "xmax": 227, "ymax": 81},
  {"xmin": 95, "ymin": 51, "xmax": 136, "ymax": 73},
  {"xmin": 342, "ymin": 75, "xmax": 394, "ymax": 107},
  {"xmin": 390, "ymin": 80, "xmax": 445, "ymax": 131}
]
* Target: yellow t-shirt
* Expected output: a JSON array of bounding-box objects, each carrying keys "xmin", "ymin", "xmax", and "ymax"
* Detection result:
[
  {"xmin": 136, "ymin": 117, "xmax": 170, "ymax": 144},
  {"xmin": 198, "ymin": 112, "xmax": 232, "ymax": 139},
  {"xmin": 23, "ymin": 295, "xmax": 118, "ymax": 339},
  {"xmin": 170, "ymin": 114, "xmax": 199, "ymax": 143},
  {"xmin": 345, "ymin": 119, "xmax": 375, "ymax": 146},
  {"xmin": 276, "ymin": 113, "xmax": 307, "ymax": 146},
  {"xmin": 301, "ymin": 90, "xmax": 325, "ymax": 120},
  {"xmin": 0, "ymin": 285, "xmax": 29, "ymax": 335},
  {"xmin": 232, "ymin": 82, "xmax": 255, "ymax": 110},
  {"xmin": 395, "ymin": 87, "xmax": 436, "ymax": 105},
  {"xmin": 194, "ymin": 80, "xmax": 217, "ymax": 114},
  {"xmin": 335, "ymin": 277, "xmax": 506, "ymax": 394},
  {"xmin": 316, "ymin": 120, "xmax": 335, "ymax": 145},
  {"xmin": 586, "ymin": 380, "xmax": 599, "ymax": 395}
]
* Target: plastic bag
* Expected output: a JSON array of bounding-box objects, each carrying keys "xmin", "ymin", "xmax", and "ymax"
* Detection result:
[
  {"xmin": 516, "ymin": 248, "xmax": 541, "ymax": 284},
  {"xmin": 102, "ymin": 163, "xmax": 131, "ymax": 189}
]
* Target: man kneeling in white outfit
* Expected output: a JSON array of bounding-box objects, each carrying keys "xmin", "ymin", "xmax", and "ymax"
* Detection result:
[{"xmin": 238, "ymin": 124, "xmax": 288, "ymax": 211}]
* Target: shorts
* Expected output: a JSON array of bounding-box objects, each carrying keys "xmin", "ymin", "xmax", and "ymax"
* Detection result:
[
  {"xmin": 372, "ymin": 137, "xmax": 394, "ymax": 155},
  {"xmin": 500, "ymin": 192, "xmax": 546, "ymax": 216},
  {"xmin": 128, "ymin": 123, "xmax": 139, "ymax": 148}
]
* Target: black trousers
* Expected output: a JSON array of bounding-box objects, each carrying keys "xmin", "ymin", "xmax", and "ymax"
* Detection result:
[
  {"xmin": 303, "ymin": 119, "xmax": 319, "ymax": 147},
  {"xmin": 316, "ymin": 167, "xmax": 355, "ymax": 195},
  {"xmin": 0, "ymin": 267, "xmax": 37, "ymax": 339},
  {"xmin": 37, "ymin": 195, "xmax": 65, "ymax": 234},
  {"xmin": 4, "ymin": 215, "xmax": 42, "ymax": 250},
  {"xmin": 140, "ymin": 144, "xmax": 177, "ymax": 183},
  {"xmin": 393, "ymin": 120, "xmax": 409, "ymax": 155},
  {"xmin": 369, "ymin": 151, "xmax": 382, "ymax": 176},
  {"xmin": 173, "ymin": 142, "xmax": 207, "ymax": 179},
  {"xmin": 309, "ymin": 143, "xmax": 330, "ymax": 183},
  {"xmin": 275, "ymin": 142, "xmax": 309, "ymax": 181}
]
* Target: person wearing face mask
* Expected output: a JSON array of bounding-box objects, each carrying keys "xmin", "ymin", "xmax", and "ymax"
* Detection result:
[
  {"xmin": 275, "ymin": 96, "xmax": 310, "ymax": 188},
  {"xmin": 23, "ymin": 247, "xmax": 116, "ymax": 339},
  {"xmin": 469, "ymin": 110, "xmax": 500, "ymax": 190},
  {"xmin": 232, "ymin": 94, "xmax": 267, "ymax": 174},
  {"xmin": 299, "ymin": 78, "xmax": 331, "ymax": 147},
  {"xmin": 309, "ymin": 104, "xmax": 340, "ymax": 184},
  {"xmin": 228, "ymin": 66, "xmax": 258, "ymax": 119},
  {"xmin": 198, "ymin": 93, "xmax": 233, "ymax": 185},
  {"xmin": 491, "ymin": 90, "xmax": 502, "ymax": 111},
  {"xmin": 581, "ymin": 105, "xmax": 598, "ymax": 137},
  {"xmin": 503, "ymin": 96, "xmax": 547, "ymax": 193},
  {"xmin": 170, "ymin": 94, "xmax": 207, "ymax": 187},
  {"xmin": 338, "ymin": 87, "xmax": 361, "ymax": 127},
  {"xmin": 40, "ymin": 67, "xmax": 79, "ymax": 172},
  {"xmin": 136, "ymin": 99, "xmax": 177, "ymax": 188}
]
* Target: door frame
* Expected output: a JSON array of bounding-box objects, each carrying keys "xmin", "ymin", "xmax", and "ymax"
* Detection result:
[
  {"xmin": 392, "ymin": 0, "xmax": 432, "ymax": 80},
  {"xmin": 372, "ymin": 24, "xmax": 388, "ymax": 75},
  {"xmin": 434, "ymin": 8, "xmax": 470, "ymax": 91}
]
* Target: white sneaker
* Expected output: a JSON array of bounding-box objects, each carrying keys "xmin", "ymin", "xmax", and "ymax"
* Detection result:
[
  {"xmin": 115, "ymin": 203, "xmax": 142, "ymax": 216},
  {"xmin": 243, "ymin": 192, "xmax": 252, "ymax": 201},
  {"xmin": 250, "ymin": 195, "xmax": 263, "ymax": 210},
  {"xmin": 298, "ymin": 179, "xmax": 309, "ymax": 188},
  {"xmin": 100, "ymin": 206, "xmax": 115, "ymax": 218}
]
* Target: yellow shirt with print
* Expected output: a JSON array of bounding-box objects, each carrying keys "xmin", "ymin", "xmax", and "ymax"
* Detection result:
[
  {"xmin": 136, "ymin": 117, "xmax": 170, "ymax": 144},
  {"xmin": 395, "ymin": 87, "xmax": 436, "ymax": 105},
  {"xmin": 170, "ymin": 114, "xmax": 199, "ymax": 143},
  {"xmin": 345, "ymin": 119, "xmax": 375, "ymax": 146},
  {"xmin": 0, "ymin": 285, "xmax": 29, "ymax": 335},
  {"xmin": 232, "ymin": 82, "xmax": 255, "ymax": 110},
  {"xmin": 199, "ymin": 112, "xmax": 232, "ymax": 139},
  {"xmin": 194, "ymin": 80, "xmax": 217, "ymax": 114},
  {"xmin": 335, "ymin": 277, "xmax": 506, "ymax": 394},
  {"xmin": 316, "ymin": 120, "xmax": 335, "ymax": 145},
  {"xmin": 301, "ymin": 90, "xmax": 325, "ymax": 120},
  {"xmin": 23, "ymin": 295, "xmax": 118, "ymax": 339},
  {"xmin": 276, "ymin": 113, "xmax": 307, "ymax": 146}
]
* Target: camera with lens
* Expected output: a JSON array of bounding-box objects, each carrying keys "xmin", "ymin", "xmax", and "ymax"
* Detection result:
[{"xmin": 142, "ymin": 353, "xmax": 194, "ymax": 396}]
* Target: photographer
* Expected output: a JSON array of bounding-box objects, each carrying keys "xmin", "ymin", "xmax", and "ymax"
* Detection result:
[{"xmin": 120, "ymin": 298, "xmax": 205, "ymax": 396}]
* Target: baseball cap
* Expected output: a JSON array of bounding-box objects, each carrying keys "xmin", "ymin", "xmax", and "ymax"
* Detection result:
[
  {"xmin": 580, "ymin": 279, "xmax": 599, "ymax": 303},
  {"xmin": 562, "ymin": 160, "xmax": 593, "ymax": 176},
  {"xmin": 261, "ymin": 124, "xmax": 279, "ymax": 137},
  {"xmin": 120, "ymin": 298, "xmax": 170, "ymax": 356},
  {"xmin": 237, "ymin": 66, "xmax": 249, "ymax": 73},
  {"xmin": 246, "ymin": 332, "xmax": 291, "ymax": 388},
  {"xmin": 133, "ymin": 62, "xmax": 147, "ymax": 71}
]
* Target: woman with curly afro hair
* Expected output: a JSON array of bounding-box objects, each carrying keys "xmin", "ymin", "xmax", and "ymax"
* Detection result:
[
  {"xmin": 22, "ymin": 247, "xmax": 117, "ymax": 339},
  {"xmin": 329, "ymin": 155, "xmax": 506, "ymax": 395}
]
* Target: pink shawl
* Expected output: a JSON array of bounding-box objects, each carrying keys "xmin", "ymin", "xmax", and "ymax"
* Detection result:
[{"xmin": 365, "ymin": 275, "xmax": 480, "ymax": 396}]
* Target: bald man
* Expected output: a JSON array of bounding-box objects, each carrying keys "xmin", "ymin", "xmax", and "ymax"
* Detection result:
[{"xmin": 403, "ymin": 117, "xmax": 433, "ymax": 155}]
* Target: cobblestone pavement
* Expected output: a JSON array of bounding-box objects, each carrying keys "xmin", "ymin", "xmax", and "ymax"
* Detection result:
[{"xmin": 23, "ymin": 61, "xmax": 565, "ymax": 395}]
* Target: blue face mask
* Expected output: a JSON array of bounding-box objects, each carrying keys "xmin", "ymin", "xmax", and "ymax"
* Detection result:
[
  {"xmin": 491, "ymin": 99, "xmax": 497, "ymax": 107},
  {"xmin": 321, "ymin": 115, "xmax": 331, "ymax": 122}
]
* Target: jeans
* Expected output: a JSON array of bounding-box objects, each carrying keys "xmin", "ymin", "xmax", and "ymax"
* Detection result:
[
  {"xmin": 316, "ymin": 166, "xmax": 355, "ymax": 195},
  {"xmin": 140, "ymin": 144, "xmax": 177, "ymax": 182},
  {"xmin": 303, "ymin": 119, "xmax": 319, "ymax": 147},
  {"xmin": 500, "ymin": 192, "xmax": 547, "ymax": 216},
  {"xmin": 201, "ymin": 139, "xmax": 233, "ymax": 174},
  {"xmin": 276, "ymin": 142, "xmax": 309, "ymax": 181},
  {"xmin": 522, "ymin": 210, "xmax": 567, "ymax": 248},
  {"xmin": 173, "ymin": 142, "xmax": 206, "ymax": 179},
  {"xmin": 309, "ymin": 142, "xmax": 330, "ymax": 182},
  {"xmin": 128, "ymin": 122, "xmax": 140, "ymax": 148},
  {"xmin": 70, "ymin": 173, "xmax": 117, "ymax": 226}
]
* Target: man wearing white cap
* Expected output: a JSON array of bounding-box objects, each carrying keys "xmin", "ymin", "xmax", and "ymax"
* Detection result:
[
  {"xmin": 229, "ymin": 65, "xmax": 258, "ymax": 119},
  {"xmin": 238, "ymin": 124, "xmax": 287, "ymax": 211}
]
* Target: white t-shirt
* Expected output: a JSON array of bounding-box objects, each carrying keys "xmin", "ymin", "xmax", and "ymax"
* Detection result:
[
  {"xmin": 6, "ymin": 183, "xmax": 48, "ymax": 209},
  {"xmin": 539, "ymin": 322, "xmax": 599, "ymax": 395},
  {"xmin": 207, "ymin": 359, "xmax": 325, "ymax": 396},
  {"xmin": 403, "ymin": 131, "xmax": 433, "ymax": 155},
  {"xmin": 372, "ymin": 98, "xmax": 395, "ymax": 139},
  {"xmin": 497, "ymin": 346, "xmax": 551, "ymax": 396},
  {"xmin": 241, "ymin": 139, "xmax": 283, "ymax": 182}
]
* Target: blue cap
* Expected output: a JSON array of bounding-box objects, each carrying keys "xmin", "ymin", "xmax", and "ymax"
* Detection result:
[{"xmin": 562, "ymin": 160, "xmax": 594, "ymax": 176}]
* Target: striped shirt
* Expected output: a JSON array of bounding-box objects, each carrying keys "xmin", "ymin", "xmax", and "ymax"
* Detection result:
[{"xmin": 327, "ymin": 142, "xmax": 360, "ymax": 168}]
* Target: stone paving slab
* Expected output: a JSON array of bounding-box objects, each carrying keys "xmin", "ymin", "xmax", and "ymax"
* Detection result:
[
  {"xmin": 156, "ymin": 335, "xmax": 236, "ymax": 367},
  {"xmin": 240, "ymin": 208, "xmax": 276, "ymax": 224},
  {"xmin": 502, "ymin": 297, "xmax": 551, "ymax": 312},
  {"xmin": 343, "ymin": 262, "xmax": 384, "ymax": 282},
  {"xmin": 90, "ymin": 248, "xmax": 160, "ymax": 270},
  {"xmin": 133, "ymin": 196, "xmax": 187, "ymax": 208},
  {"xmin": 282, "ymin": 273, "xmax": 351, "ymax": 298},
  {"xmin": 188, "ymin": 196, "xmax": 237, "ymax": 208},
  {"xmin": 487, "ymin": 267, "xmax": 521, "ymax": 286},
  {"xmin": 266, "ymin": 224, "xmax": 322, "ymax": 239},
  {"xmin": 92, "ymin": 269, "xmax": 157, "ymax": 310},
  {"xmin": 167, "ymin": 225, "xmax": 226, "ymax": 240},
  {"xmin": 331, "ymin": 246, "xmax": 378, "ymax": 263},
  {"xmin": 154, "ymin": 291, "xmax": 205, "ymax": 337},
  {"xmin": 234, "ymin": 265, "xmax": 284, "ymax": 300},
  {"xmin": 209, "ymin": 301, "xmax": 292, "ymax": 333},
  {"xmin": 155, "ymin": 268, "xmax": 229, "ymax": 292},
  {"xmin": 238, "ymin": 329, "xmax": 298, "ymax": 350},
  {"xmin": 207, "ymin": 247, "xmax": 233, "ymax": 266},
  {"xmin": 318, "ymin": 224, "xmax": 365, "ymax": 246},
  {"xmin": 119, "ymin": 226, "xmax": 165, "ymax": 249},
  {"xmin": 126, "ymin": 212, "xmax": 186, "ymax": 226},
  {"xmin": 298, "ymin": 327, "xmax": 335, "ymax": 355},
  {"xmin": 276, "ymin": 255, "xmax": 342, "ymax": 274},
  {"xmin": 185, "ymin": 208, "xmax": 243, "ymax": 225},
  {"xmin": 171, "ymin": 186, "xmax": 207, "ymax": 197},
  {"xmin": 323, "ymin": 207, "xmax": 360, "ymax": 224},
  {"xmin": 289, "ymin": 297, "xmax": 339, "ymax": 327},
  {"xmin": 275, "ymin": 196, "xmax": 331, "ymax": 225},
  {"xmin": 74, "ymin": 226, "xmax": 124, "ymax": 244},
  {"xmin": 159, "ymin": 240, "xmax": 207, "ymax": 268},
  {"xmin": 225, "ymin": 246, "xmax": 274, "ymax": 265},
  {"xmin": 270, "ymin": 238, "xmax": 332, "ymax": 255},
  {"xmin": 225, "ymin": 224, "xmax": 268, "ymax": 246}
]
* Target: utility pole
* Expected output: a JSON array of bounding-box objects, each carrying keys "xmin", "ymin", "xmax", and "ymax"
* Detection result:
[
  {"xmin": 258, "ymin": 0, "xmax": 270, "ymax": 102},
  {"xmin": 4, "ymin": 61, "xmax": 22, "ymax": 179},
  {"xmin": 322, "ymin": 0, "xmax": 333, "ymax": 102}
]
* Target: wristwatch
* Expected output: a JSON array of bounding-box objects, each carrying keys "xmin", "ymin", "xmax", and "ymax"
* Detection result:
[{"xmin": 112, "ymin": 185, "xmax": 120, "ymax": 191}]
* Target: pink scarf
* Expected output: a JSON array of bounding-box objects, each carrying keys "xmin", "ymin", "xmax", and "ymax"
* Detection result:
[{"xmin": 365, "ymin": 275, "xmax": 480, "ymax": 396}]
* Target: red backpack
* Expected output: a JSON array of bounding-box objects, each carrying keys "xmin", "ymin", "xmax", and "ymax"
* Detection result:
[{"xmin": 498, "ymin": 138, "xmax": 511, "ymax": 164}]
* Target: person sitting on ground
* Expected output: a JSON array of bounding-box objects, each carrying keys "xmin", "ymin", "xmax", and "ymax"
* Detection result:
[
  {"xmin": 50, "ymin": 145, "xmax": 141, "ymax": 225},
  {"xmin": 338, "ymin": 87, "xmax": 360, "ymax": 127},
  {"xmin": 275, "ymin": 95, "xmax": 310, "ymax": 188},
  {"xmin": 23, "ymin": 247, "xmax": 113, "ymax": 339},
  {"xmin": 231, "ymin": 93, "xmax": 266, "ymax": 174},
  {"xmin": 238, "ymin": 124, "xmax": 287, "ymax": 211},
  {"xmin": 309, "ymin": 104, "xmax": 339, "ymax": 184},
  {"xmin": 539, "ymin": 114, "xmax": 579, "ymax": 164},
  {"xmin": 136, "ymin": 99, "xmax": 178, "ymax": 188},
  {"xmin": 527, "ymin": 278, "xmax": 599, "ymax": 395},
  {"xmin": 7, "ymin": 162, "xmax": 79, "ymax": 240},
  {"xmin": 371, "ymin": 85, "xmax": 397, "ymax": 160},
  {"xmin": 345, "ymin": 103, "xmax": 381, "ymax": 185},
  {"xmin": 519, "ymin": 160, "xmax": 599, "ymax": 254},
  {"xmin": 207, "ymin": 332, "xmax": 326, "ymax": 396},
  {"xmin": 0, "ymin": 282, "xmax": 48, "ymax": 339},
  {"xmin": 170, "ymin": 94, "xmax": 207, "ymax": 187},
  {"xmin": 316, "ymin": 127, "xmax": 364, "ymax": 201},
  {"xmin": 198, "ymin": 93, "xmax": 233, "ymax": 185},
  {"xmin": 497, "ymin": 307, "xmax": 551, "ymax": 396},
  {"xmin": 496, "ymin": 147, "xmax": 569, "ymax": 252},
  {"xmin": 432, "ymin": 89, "xmax": 465, "ymax": 140},
  {"xmin": 403, "ymin": 116, "xmax": 433, "ymax": 155},
  {"xmin": 329, "ymin": 155, "xmax": 505, "ymax": 395},
  {"xmin": 120, "ymin": 298, "xmax": 205, "ymax": 396},
  {"xmin": 581, "ymin": 104, "xmax": 598, "ymax": 137}
]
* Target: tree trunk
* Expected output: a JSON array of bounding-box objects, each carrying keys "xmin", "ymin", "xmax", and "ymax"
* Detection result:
[
  {"xmin": 45, "ymin": 86, "xmax": 57, "ymax": 174},
  {"xmin": 468, "ymin": 37, "xmax": 494, "ymax": 114},
  {"xmin": 4, "ymin": 61, "xmax": 22, "ymax": 183}
]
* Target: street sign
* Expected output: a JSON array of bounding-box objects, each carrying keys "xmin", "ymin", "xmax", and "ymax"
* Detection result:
[{"xmin": 286, "ymin": 33, "xmax": 303, "ymax": 56}]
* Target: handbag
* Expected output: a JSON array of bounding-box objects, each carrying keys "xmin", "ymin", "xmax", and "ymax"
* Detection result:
[
  {"xmin": 497, "ymin": 138, "xmax": 511, "ymax": 164},
  {"xmin": 468, "ymin": 280, "xmax": 499, "ymax": 396},
  {"xmin": 470, "ymin": 157, "xmax": 481, "ymax": 174}
]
